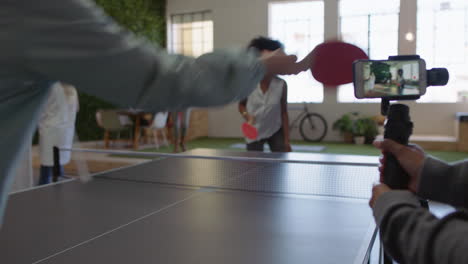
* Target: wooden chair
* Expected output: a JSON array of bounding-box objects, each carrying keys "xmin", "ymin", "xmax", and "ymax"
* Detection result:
[{"xmin": 96, "ymin": 110, "xmax": 132, "ymax": 148}]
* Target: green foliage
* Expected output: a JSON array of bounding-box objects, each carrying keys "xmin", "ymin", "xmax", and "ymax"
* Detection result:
[
  {"xmin": 76, "ymin": 0, "xmax": 166, "ymax": 141},
  {"xmin": 353, "ymin": 117, "xmax": 379, "ymax": 143},
  {"xmin": 371, "ymin": 62, "xmax": 391, "ymax": 83},
  {"xmin": 332, "ymin": 112, "xmax": 359, "ymax": 134},
  {"xmin": 333, "ymin": 112, "xmax": 379, "ymax": 144},
  {"xmin": 94, "ymin": 0, "xmax": 166, "ymax": 46},
  {"xmin": 352, "ymin": 118, "xmax": 366, "ymax": 136}
]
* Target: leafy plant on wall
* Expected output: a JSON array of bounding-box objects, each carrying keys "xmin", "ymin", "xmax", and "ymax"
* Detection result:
[
  {"xmin": 76, "ymin": 0, "xmax": 166, "ymax": 141},
  {"xmin": 94, "ymin": 0, "xmax": 166, "ymax": 45}
]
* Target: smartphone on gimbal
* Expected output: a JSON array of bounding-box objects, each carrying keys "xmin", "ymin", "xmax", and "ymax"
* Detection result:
[
  {"xmin": 352, "ymin": 55, "xmax": 448, "ymax": 190},
  {"xmin": 353, "ymin": 59, "xmax": 427, "ymax": 99}
]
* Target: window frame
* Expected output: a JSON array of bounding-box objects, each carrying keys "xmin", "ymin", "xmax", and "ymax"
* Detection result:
[
  {"xmin": 268, "ymin": 0, "xmax": 325, "ymax": 103},
  {"xmin": 169, "ymin": 10, "xmax": 213, "ymax": 57}
]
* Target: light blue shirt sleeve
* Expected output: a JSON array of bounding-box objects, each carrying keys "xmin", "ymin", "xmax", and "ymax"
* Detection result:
[
  {"xmin": 7, "ymin": 0, "xmax": 265, "ymax": 111},
  {"xmin": 0, "ymin": 0, "xmax": 264, "ymax": 225}
]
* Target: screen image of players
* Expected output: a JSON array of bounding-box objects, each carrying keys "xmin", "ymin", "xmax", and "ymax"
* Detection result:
[{"xmin": 364, "ymin": 61, "xmax": 420, "ymax": 97}]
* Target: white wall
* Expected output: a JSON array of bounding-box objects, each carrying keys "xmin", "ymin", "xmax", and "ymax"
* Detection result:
[{"xmin": 167, "ymin": 0, "xmax": 468, "ymax": 141}]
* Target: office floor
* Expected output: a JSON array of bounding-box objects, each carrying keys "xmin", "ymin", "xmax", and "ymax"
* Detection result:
[{"xmin": 126, "ymin": 137, "xmax": 468, "ymax": 162}]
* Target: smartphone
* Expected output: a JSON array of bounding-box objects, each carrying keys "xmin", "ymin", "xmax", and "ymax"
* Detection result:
[{"xmin": 353, "ymin": 59, "xmax": 427, "ymax": 99}]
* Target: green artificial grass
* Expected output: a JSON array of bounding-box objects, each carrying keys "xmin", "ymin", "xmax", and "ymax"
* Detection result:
[{"xmin": 111, "ymin": 137, "xmax": 468, "ymax": 163}]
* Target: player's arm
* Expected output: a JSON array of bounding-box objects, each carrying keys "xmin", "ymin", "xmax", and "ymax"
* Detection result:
[
  {"xmin": 374, "ymin": 190, "xmax": 468, "ymax": 264},
  {"xmin": 9, "ymin": 0, "xmax": 265, "ymax": 112},
  {"xmin": 418, "ymin": 157, "xmax": 468, "ymax": 208}
]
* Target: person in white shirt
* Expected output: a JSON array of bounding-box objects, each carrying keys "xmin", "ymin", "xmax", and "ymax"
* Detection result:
[
  {"xmin": 38, "ymin": 82, "xmax": 79, "ymax": 185},
  {"xmin": 396, "ymin": 69, "xmax": 406, "ymax": 95},
  {"xmin": 239, "ymin": 37, "xmax": 291, "ymax": 152}
]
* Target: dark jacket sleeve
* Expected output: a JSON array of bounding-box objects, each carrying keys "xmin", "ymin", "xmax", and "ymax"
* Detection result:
[
  {"xmin": 374, "ymin": 191, "xmax": 468, "ymax": 264},
  {"xmin": 418, "ymin": 157, "xmax": 468, "ymax": 208}
]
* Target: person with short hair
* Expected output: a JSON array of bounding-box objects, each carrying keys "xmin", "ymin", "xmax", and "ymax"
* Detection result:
[{"xmin": 238, "ymin": 37, "xmax": 292, "ymax": 152}]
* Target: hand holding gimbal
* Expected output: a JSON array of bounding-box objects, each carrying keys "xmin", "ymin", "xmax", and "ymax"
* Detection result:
[{"xmin": 378, "ymin": 55, "xmax": 448, "ymax": 190}]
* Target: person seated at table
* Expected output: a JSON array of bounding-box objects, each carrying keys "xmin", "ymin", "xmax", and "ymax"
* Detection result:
[{"xmin": 238, "ymin": 37, "xmax": 291, "ymax": 152}]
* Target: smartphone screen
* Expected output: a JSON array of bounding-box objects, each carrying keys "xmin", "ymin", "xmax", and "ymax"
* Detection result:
[{"xmin": 353, "ymin": 59, "xmax": 426, "ymax": 98}]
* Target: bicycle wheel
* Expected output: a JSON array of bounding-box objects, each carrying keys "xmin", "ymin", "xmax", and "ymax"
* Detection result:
[{"xmin": 299, "ymin": 113, "xmax": 327, "ymax": 142}]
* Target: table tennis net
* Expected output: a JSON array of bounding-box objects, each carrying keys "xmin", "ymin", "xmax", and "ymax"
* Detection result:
[{"xmin": 61, "ymin": 149, "xmax": 379, "ymax": 200}]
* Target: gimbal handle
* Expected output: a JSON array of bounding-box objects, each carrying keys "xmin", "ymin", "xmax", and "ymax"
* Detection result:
[{"xmin": 383, "ymin": 104, "xmax": 413, "ymax": 189}]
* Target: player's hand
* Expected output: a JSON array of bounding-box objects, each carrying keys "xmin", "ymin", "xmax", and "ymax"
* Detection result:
[
  {"xmin": 297, "ymin": 50, "xmax": 316, "ymax": 72},
  {"xmin": 369, "ymin": 183, "xmax": 391, "ymax": 208},
  {"xmin": 373, "ymin": 139, "xmax": 425, "ymax": 193},
  {"xmin": 261, "ymin": 49, "xmax": 310, "ymax": 76},
  {"xmin": 246, "ymin": 114, "xmax": 256, "ymax": 125}
]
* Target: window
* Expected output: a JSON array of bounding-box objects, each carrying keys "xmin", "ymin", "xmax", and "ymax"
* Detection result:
[
  {"xmin": 338, "ymin": 0, "xmax": 400, "ymax": 103},
  {"xmin": 269, "ymin": 1, "xmax": 324, "ymax": 103},
  {"xmin": 417, "ymin": 0, "xmax": 468, "ymax": 103},
  {"xmin": 170, "ymin": 11, "xmax": 213, "ymax": 57}
]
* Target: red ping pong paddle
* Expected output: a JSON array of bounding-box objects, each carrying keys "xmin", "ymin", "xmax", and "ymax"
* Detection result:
[
  {"xmin": 242, "ymin": 122, "xmax": 258, "ymax": 140},
  {"xmin": 310, "ymin": 41, "xmax": 368, "ymax": 86}
]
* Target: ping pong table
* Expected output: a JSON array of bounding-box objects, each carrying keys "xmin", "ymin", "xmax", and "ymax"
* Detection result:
[{"xmin": 0, "ymin": 148, "xmax": 380, "ymax": 264}]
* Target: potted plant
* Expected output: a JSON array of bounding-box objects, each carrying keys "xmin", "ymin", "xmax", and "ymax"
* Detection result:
[
  {"xmin": 352, "ymin": 118, "xmax": 366, "ymax": 144},
  {"xmin": 354, "ymin": 117, "xmax": 379, "ymax": 144},
  {"xmin": 333, "ymin": 112, "xmax": 359, "ymax": 143}
]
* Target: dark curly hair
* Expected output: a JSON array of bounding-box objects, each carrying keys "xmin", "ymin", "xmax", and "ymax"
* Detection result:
[{"xmin": 247, "ymin": 36, "xmax": 284, "ymax": 52}]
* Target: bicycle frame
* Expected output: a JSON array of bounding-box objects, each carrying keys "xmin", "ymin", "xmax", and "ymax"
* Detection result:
[{"xmin": 288, "ymin": 103, "xmax": 310, "ymax": 131}]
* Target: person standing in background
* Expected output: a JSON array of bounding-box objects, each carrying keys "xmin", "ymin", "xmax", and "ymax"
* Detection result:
[
  {"xmin": 369, "ymin": 139, "xmax": 468, "ymax": 263},
  {"xmin": 171, "ymin": 109, "xmax": 191, "ymax": 153},
  {"xmin": 38, "ymin": 82, "xmax": 79, "ymax": 185},
  {"xmin": 239, "ymin": 37, "xmax": 291, "ymax": 152},
  {"xmin": 396, "ymin": 69, "xmax": 406, "ymax": 95}
]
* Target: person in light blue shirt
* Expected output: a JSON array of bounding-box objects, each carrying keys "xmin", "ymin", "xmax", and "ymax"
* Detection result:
[{"xmin": 0, "ymin": 0, "xmax": 312, "ymax": 225}]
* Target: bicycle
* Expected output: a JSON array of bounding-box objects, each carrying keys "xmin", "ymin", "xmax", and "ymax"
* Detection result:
[{"xmin": 288, "ymin": 103, "xmax": 327, "ymax": 142}]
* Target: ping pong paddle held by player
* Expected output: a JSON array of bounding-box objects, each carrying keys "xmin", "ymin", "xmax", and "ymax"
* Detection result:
[
  {"xmin": 309, "ymin": 41, "xmax": 368, "ymax": 86},
  {"xmin": 241, "ymin": 114, "xmax": 258, "ymax": 140},
  {"xmin": 242, "ymin": 122, "xmax": 258, "ymax": 140}
]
